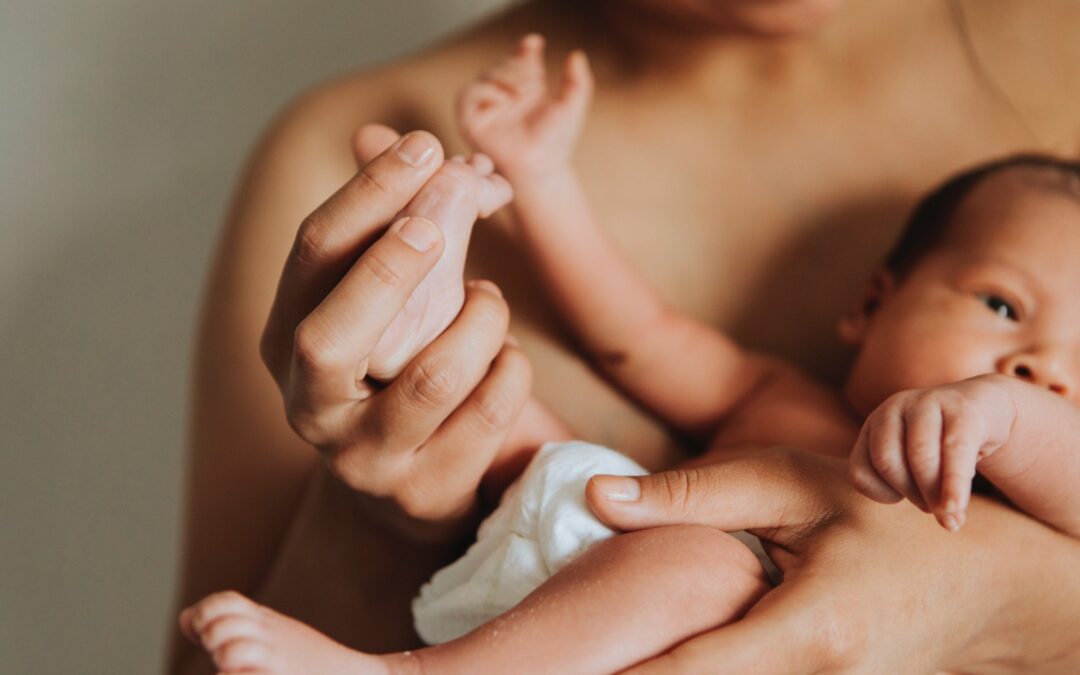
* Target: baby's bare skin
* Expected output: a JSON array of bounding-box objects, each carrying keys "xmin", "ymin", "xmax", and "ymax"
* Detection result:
[
  {"xmin": 184, "ymin": 36, "xmax": 1080, "ymax": 675},
  {"xmin": 184, "ymin": 525, "xmax": 769, "ymax": 675},
  {"xmin": 367, "ymin": 152, "xmax": 511, "ymax": 380}
]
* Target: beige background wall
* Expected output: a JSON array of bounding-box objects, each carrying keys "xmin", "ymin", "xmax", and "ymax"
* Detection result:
[{"xmin": 0, "ymin": 1, "xmax": 512, "ymax": 672}]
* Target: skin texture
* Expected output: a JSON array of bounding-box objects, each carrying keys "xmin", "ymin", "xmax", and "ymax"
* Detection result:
[
  {"xmin": 173, "ymin": 1, "xmax": 1080, "ymax": 673},
  {"xmin": 185, "ymin": 49, "xmax": 1080, "ymax": 675}
]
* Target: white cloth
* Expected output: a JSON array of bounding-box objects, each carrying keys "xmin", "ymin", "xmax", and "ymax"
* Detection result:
[
  {"xmin": 412, "ymin": 441, "xmax": 647, "ymax": 645},
  {"xmin": 411, "ymin": 440, "xmax": 777, "ymax": 645}
]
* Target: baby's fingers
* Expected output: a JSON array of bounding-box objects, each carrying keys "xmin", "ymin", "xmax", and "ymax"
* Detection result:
[
  {"xmin": 556, "ymin": 50, "xmax": 593, "ymax": 117},
  {"xmin": 903, "ymin": 401, "xmax": 943, "ymax": 516},
  {"xmin": 936, "ymin": 412, "xmax": 984, "ymax": 531},
  {"xmin": 868, "ymin": 404, "xmax": 928, "ymax": 512},
  {"xmin": 848, "ymin": 421, "xmax": 903, "ymax": 504}
]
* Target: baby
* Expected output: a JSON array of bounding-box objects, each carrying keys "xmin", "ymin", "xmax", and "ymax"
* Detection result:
[{"xmin": 181, "ymin": 35, "xmax": 1080, "ymax": 675}]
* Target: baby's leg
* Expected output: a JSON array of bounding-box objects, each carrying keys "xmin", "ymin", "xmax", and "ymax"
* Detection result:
[
  {"xmin": 181, "ymin": 591, "xmax": 423, "ymax": 675},
  {"xmin": 185, "ymin": 525, "xmax": 768, "ymax": 674},
  {"xmin": 366, "ymin": 154, "xmax": 511, "ymax": 380},
  {"xmin": 424, "ymin": 524, "xmax": 770, "ymax": 674}
]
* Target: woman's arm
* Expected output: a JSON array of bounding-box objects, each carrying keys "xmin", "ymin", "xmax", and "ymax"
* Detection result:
[
  {"xmin": 586, "ymin": 448, "xmax": 1080, "ymax": 674},
  {"xmin": 172, "ymin": 107, "xmax": 545, "ymax": 673}
]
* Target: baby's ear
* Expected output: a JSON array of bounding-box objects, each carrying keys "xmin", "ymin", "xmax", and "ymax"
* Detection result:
[{"xmin": 837, "ymin": 268, "xmax": 895, "ymax": 345}]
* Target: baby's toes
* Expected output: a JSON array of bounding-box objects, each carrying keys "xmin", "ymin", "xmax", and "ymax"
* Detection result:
[
  {"xmin": 468, "ymin": 153, "xmax": 495, "ymax": 176},
  {"xmin": 476, "ymin": 172, "xmax": 513, "ymax": 218},
  {"xmin": 182, "ymin": 591, "xmax": 261, "ymax": 640},
  {"xmin": 199, "ymin": 613, "xmax": 265, "ymax": 652},
  {"xmin": 212, "ymin": 636, "xmax": 272, "ymax": 673}
]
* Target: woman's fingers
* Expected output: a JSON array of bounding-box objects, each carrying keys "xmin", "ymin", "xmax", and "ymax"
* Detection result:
[
  {"xmin": 329, "ymin": 281, "xmax": 511, "ymax": 482},
  {"xmin": 586, "ymin": 450, "xmax": 847, "ymax": 540},
  {"xmin": 351, "ymin": 124, "xmax": 401, "ymax": 165},
  {"xmin": 400, "ymin": 341, "xmax": 533, "ymax": 521},
  {"xmin": 261, "ymin": 130, "xmax": 445, "ymax": 380},
  {"xmin": 285, "ymin": 216, "xmax": 445, "ymax": 440}
]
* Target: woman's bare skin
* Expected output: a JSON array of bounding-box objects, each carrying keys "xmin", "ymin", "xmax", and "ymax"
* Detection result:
[{"xmin": 174, "ymin": 1, "xmax": 1080, "ymax": 673}]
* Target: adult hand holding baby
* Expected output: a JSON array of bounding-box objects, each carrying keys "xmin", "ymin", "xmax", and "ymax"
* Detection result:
[
  {"xmin": 588, "ymin": 448, "xmax": 1079, "ymax": 674},
  {"xmin": 259, "ymin": 124, "xmax": 529, "ymax": 541}
]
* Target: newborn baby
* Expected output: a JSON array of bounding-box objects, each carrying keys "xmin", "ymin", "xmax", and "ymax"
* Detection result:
[{"xmin": 181, "ymin": 36, "xmax": 1080, "ymax": 675}]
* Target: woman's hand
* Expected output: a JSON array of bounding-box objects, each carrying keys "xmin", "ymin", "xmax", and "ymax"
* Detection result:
[
  {"xmin": 259, "ymin": 125, "xmax": 532, "ymax": 540},
  {"xmin": 586, "ymin": 447, "xmax": 1080, "ymax": 674}
]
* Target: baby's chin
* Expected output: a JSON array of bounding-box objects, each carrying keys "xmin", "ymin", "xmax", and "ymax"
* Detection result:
[{"xmin": 839, "ymin": 376, "xmax": 885, "ymax": 419}]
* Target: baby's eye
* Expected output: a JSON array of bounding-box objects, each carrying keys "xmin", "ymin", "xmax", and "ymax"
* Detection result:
[{"xmin": 976, "ymin": 293, "xmax": 1019, "ymax": 321}]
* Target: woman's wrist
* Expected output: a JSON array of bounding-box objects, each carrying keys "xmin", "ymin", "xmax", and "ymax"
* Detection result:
[
  {"xmin": 948, "ymin": 495, "xmax": 1080, "ymax": 673},
  {"xmin": 311, "ymin": 460, "xmax": 482, "ymax": 546},
  {"xmin": 252, "ymin": 464, "xmax": 468, "ymax": 650}
]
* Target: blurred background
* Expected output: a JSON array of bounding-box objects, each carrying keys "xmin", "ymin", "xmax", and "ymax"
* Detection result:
[{"xmin": 0, "ymin": 1, "xmax": 512, "ymax": 672}]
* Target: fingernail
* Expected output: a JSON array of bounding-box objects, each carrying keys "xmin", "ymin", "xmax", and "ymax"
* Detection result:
[
  {"xmin": 944, "ymin": 499, "xmax": 959, "ymax": 515},
  {"xmin": 467, "ymin": 279, "xmax": 503, "ymax": 298},
  {"xmin": 943, "ymin": 515, "xmax": 959, "ymax": 532},
  {"xmin": 395, "ymin": 132, "xmax": 436, "ymax": 167},
  {"xmin": 395, "ymin": 217, "xmax": 440, "ymax": 252},
  {"xmin": 593, "ymin": 475, "xmax": 640, "ymax": 502},
  {"xmin": 505, "ymin": 334, "xmax": 520, "ymax": 347}
]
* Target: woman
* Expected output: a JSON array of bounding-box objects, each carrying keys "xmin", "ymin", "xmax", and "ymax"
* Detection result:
[{"xmin": 172, "ymin": 1, "xmax": 1080, "ymax": 672}]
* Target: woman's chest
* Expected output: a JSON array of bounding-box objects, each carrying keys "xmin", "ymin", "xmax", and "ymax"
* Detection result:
[{"xmin": 424, "ymin": 43, "xmax": 1071, "ymax": 464}]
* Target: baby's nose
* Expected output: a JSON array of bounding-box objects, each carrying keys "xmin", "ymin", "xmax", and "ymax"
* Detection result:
[{"xmin": 998, "ymin": 350, "xmax": 1074, "ymax": 397}]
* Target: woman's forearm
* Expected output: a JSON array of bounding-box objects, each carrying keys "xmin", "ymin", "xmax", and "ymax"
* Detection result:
[
  {"xmin": 256, "ymin": 467, "xmax": 464, "ymax": 649},
  {"xmin": 172, "ymin": 465, "xmax": 466, "ymax": 675}
]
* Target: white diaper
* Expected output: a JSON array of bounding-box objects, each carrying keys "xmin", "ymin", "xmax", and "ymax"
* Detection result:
[
  {"xmin": 412, "ymin": 441, "xmax": 646, "ymax": 644},
  {"xmin": 411, "ymin": 440, "xmax": 776, "ymax": 645}
]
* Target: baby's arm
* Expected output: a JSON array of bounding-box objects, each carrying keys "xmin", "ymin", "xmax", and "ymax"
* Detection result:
[
  {"xmin": 459, "ymin": 36, "xmax": 777, "ymax": 435},
  {"xmin": 849, "ymin": 373, "xmax": 1080, "ymax": 536}
]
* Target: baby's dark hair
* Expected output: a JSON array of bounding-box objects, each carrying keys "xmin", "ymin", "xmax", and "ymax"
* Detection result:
[{"xmin": 884, "ymin": 154, "xmax": 1080, "ymax": 277}]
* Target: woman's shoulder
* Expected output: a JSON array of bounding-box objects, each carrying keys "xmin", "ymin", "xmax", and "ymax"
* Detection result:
[
  {"xmin": 263, "ymin": 6, "xmax": 544, "ymax": 166},
  {"xmin": 962, "ymin": 0, "xmax": 1080, "ymax": 152}
]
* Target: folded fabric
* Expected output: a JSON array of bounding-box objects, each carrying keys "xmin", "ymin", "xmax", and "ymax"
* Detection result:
[{"xmin": 412, "ymin": 441, "xmax": 647, "ymax": 644}]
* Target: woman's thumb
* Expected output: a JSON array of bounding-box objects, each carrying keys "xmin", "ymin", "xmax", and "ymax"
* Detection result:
[
  {"xmin": 586, "ymin": 467, "xmax": 742, "ymax": 531},
  {"xmin": 585, "ymin": 451, "xmax": 842, "ymax": 534}
]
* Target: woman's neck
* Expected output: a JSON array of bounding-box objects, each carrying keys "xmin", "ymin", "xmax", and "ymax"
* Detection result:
[{"xmin": 542, "ymin": 0, "xmax": 947, "ymax": 94}]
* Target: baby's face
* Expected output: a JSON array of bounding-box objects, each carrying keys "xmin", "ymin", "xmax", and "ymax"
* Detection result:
[{"xmin": 842, "ymin": 172, "xmax": 1080, "ymax": 416}]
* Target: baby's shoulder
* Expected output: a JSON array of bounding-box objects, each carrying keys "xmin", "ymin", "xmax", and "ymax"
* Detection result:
[{"xmin": 709, "ymin": 360, "xmax": 858, "ymax": 458}]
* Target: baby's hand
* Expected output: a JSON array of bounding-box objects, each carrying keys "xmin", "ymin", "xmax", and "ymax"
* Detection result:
[
  {"xmin": 457, "ymin": 34, "xmax": 593, "ymax": 180},
  {"xmin": 848, "ymin": 375, "xmax": 1017, "ymax": 531}
]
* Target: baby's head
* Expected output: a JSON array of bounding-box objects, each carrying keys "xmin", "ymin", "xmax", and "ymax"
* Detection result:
[{"xmin": 840, "ymin": 155, "xmax": 1080, "ymax": 416}]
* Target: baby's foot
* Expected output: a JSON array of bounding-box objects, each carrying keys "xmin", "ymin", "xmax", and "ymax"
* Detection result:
[
  {"xmin": 457, "ymin": 34, "xmax": 593, "ymax": 180},
  {"xmin": 181, "ymin": 591, "xmax": 419, "ymax": 674},
  {"xmin": 366, "ymin": 154, "xmax": 511, "ymax": 381}
]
